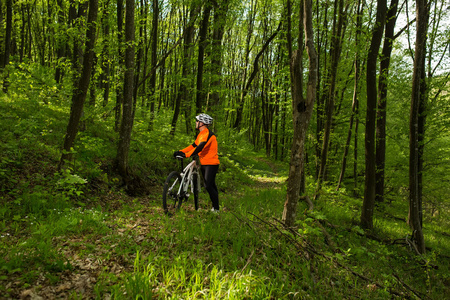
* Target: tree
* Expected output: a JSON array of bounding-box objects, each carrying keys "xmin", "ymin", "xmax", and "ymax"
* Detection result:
[
  {"xmin": 196, "ymin": 2, "xmax": 211, "ymax": 114},
  {"xmin": 360, "ymin": 0, "xmax": 386, "ymax": 230},
  {"xmin": 1, "ymin": 0, "xmax": 12, "ymax": 92},
  {"xmin": 337, "ymin": 0, "xmax": 364, "ymax": 191},
  {"xmin": 209, "ymin": 0, "xmax": 230, "ymax": 106},
  {"xmin": 116, "ymin": 0, "xmax": 136, "ymax": 178},
  {"xmin": 408, "ymin": 0, "xmax": 428, "ymax": 254},
  {"xmin": 282, "ymin": 0, "xmax": 317, "ymax": 227},
  {"xmin": 115, "ymin": 0, "xmax": 125, "ymax": 132},
  {"xmin": 315, "ymin": 0, "xmax": 348, "ymax": 197},
  {"xmin": 59, "ymin": 0, "xmax": 99, "ymax": 169},
  {"xmin": 170, "ymin": 3, "xmax": 200, "ymax": 135},
  {"xmin": 148, "ymin": 0, "xmax": 159, "ymax": 129},
  {"xmin": 375, "ymin": 0, "xmax": 399, "ymax": 203}
]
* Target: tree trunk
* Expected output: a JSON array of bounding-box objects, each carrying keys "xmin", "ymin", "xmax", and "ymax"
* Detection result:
[
  {"xmin": 233, "ymin": 21, "xmax": 282, "ymax": 130},
  {"xmin": 71, "ymin": 2, "xmax": 89, "ymax": 73},
  {"xmin": 2, "ymin": 0, "xmax": 12, "ymax": 92},
  {"xmin": 148, "ymin": 0, "xmax": 159, "ymax": 129},
  {"xmin": 195, "ymin": 3, "xmax": 211, "ymax": 114},
  {"xmin": 100, "ymin": 0, "xmax": 111, "ymax": 107},
  {"xmin": 315, "ymin": 0, "xmax": 346, "ymax": 197},
  {"xmin": 210, "ymin": 1, "xmax": 229, "ymax": 106},
  {"xmin": 408, "ymin": 0, "xmax": 428, "ymax": 254},
  {"xmin": 282, "ymin": 0, "xmax": 317, "ymax": 227},
  {"xmin": 115, "ymin": 0, "xmax": 125, "ymax": 132},
  {"xmin": 314, "ymin": 0, "xmax": 329, "ymax": 179},
  {"xmin": 170, "ymin": 4, "xmax": 199, "ymax": 135},
  {"xmin": 55, "ymin": 0, "xmax": 66, "ymax": 84},
  {"xmin": 59, "ymin": 0, "xmax": 99, "ymax": 169},
  {"xmin": 375, "ymin": 0, "xmax": 399, "ymax": 203},
  {"xmin": 233, "ymin": 0, "xmax": 256, "ymax": 130},
  {"xmin": 116, "ymin": 0, "xmax": 135, "ymax": 178},
  {"xmin": 361, "ymin": 0, "xmax": 386, "ymax": 230},
  {"xmin": 133, "ymin": 0, "xmax": 145, "ymax": 112},
  {"xmin": 337, "ymin": 0, "xmax": 362, "ymax": 191}
]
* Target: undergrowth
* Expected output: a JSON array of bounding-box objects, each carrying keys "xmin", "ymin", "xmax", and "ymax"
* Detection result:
[{"xmin": 0, "ymin": 63, "xmax": 448, "ymax": 299}]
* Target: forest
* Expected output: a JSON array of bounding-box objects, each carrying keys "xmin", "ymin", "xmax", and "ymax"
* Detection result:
[{"xmin": 0, "ymin": 0, "xmax": 449, "ymax": 298}]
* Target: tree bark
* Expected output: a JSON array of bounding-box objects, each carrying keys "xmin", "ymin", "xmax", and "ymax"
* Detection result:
[
  {"xmin": 115, "ymin": 0, "xmax": 125, "ymax": 132},
  {"xmin": 59, "ymin": 0, "xmax": 99, "ymax": 169},
  {"xmin": 148, "ymin": 0, "xmax": 159, "ymax": 129},
  {"xmin": 408, "ymin": 0, "xmax": 428, "ymax": 254},
  {"xmin": 195, "ymin": 3, "xmax": 211, "ymax": 114},
  {"xmin": 375, "ymin": 0, "xmax": 399, "ymax": 203},
  {"xmin": 210, "ymin": 1, "xmax": 229, "ymax": 106},
  {"xmin": 315, "ymin": 0, "xmax": 347, "ymax": 197},
  {"xmin": 337, "ymin": 0, "xmax": 363, "ymax": 192},
  {"xmin": 170, "ymin": 4, "xmax": 199, "ymax": 135},
  {"xmin": 282, "ymin": 0, "xmax": 317, "ymax": 227},
  {"xmin": 100, "ymin": 0, "xmax": 111, "ymax": 107},
  {"xmin": 361, "ymin": 0, "xmax": 386, "ymax": 230},
  {"xmin": 233, "ymin": 0, "xmax": 257, "ymax": 130},
  {"xmin": 54, "ymin": 0, "xmax": 66, "ymax": 84},
  {"xmin": 2, "ymin": 0, "xmax": 12, "ymax": 92},
  {"xmin": 116, "ymin": 0, "xmax": 135, "ymax": 178}
]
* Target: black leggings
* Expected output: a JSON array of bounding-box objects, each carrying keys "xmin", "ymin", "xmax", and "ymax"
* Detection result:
[{"xmin": 201, "ymin": 165, "xmax": 220, "ymax": 210}]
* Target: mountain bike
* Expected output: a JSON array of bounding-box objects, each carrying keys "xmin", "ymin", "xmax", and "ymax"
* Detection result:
[{"xmin": 163, "ymin": 156, "xmax": 201, "ymax": 214}]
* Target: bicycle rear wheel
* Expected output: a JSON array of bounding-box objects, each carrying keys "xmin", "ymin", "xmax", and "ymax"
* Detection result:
[
  {"xmin": 163, "ymin": 171, "xmax": 182, "ymax": 214},
  {"xmin": 193, "ymin": 172, "xmax": 199, "ymax": 210}
]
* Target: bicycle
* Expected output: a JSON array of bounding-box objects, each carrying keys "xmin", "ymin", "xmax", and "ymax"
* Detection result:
[{"xmin": 163, "ymin": 155, "xmax": 201, "ymax": 214}]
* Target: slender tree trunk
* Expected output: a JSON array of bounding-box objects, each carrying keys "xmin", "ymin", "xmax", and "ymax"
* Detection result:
[
  {"xmin": 133, "ymin": 0, "xmax": 145, "ymax": 112},
  {"xmin": 283, "ymin": 0, "xmax": 317, "ymax": 226},
  {"xmin": 210, "ymin": 1, "xmax": 229, "ymax": 106},
  {"xmin": 233, "ymin": 0, "xmax": 256, "ymax": 130},
  {"xmin": 115, "ymin": 0, "xmax": 125, "ymax": 132},
  {"xmin": 408, "ymin": 0, "xmax": 428, "ymax": 254},
  {"xmin": 100, "ymin": 0, "xmax": 111, "ymax": 107},
  {"xmin": 72, "ymin": 3, "xmax": 89, "ymax": 73},
  {"xmin": 170, "ymin": 4, "xmax": 199, "ymax": 135},
  {"xmin": 314, "ymin": 0, "xmax": 329, "ymax": 179},
  {"xmin": 233, "ymin": 21, "xmax": 282, "ymax": 130},
  {"xmin": 116, "ymin": 0, "xmax": 135, "ymax": 178},
  {"xmin": 196, "ymin": 3, "xmax": 211, "ymax": 114},
  {"xmin": 361, "ymin": 0, "xmax": 386, "ymax": 230},
  {"xmin": 375, "ymin": 0, "xmax": 399, "ymax": 202},
  {"xmin": 55, "ymin": 0, "xmax": 66, "ymax": 84},
  {"xmin": 315, "ymin": 0, "xmax": 346, "ymax": 197},
  {"xmin": 2, "ymin": 0, "xmax": 12, "ymax": 92},
  {"xmin": 19, "ymin": 3, "xmax": 26, "ymax": 62},
  {"xmin": 337, "ymin": 0, "xmax": 362, "ymax": 191},
  {"xmin": 148, "ymin": 0, "xmax": 159, "ymax": 129},
  {"xmin": 59, "ymin": 0, "xmax": 99, "ymax": 169}
]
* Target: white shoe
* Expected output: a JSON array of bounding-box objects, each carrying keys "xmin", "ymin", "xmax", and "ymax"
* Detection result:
[{"xmin": 211, "ymin": 208, "xmax": 219, "ymax": 213}]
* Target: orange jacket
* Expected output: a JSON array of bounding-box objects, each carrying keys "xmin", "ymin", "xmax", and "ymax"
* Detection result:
[{"xmin": 180, "ymin": 128, "xmax": 220, "ymax": 165}]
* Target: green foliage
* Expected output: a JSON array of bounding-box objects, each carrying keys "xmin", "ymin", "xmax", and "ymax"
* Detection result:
[{"xmin": 0, "ymin": 59, "xmax": 448, "ymax": 299}]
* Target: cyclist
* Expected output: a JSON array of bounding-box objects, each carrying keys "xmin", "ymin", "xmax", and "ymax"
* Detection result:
[{"xmin": 173, "ymin": 113, "xmax": 220, "ymax": 212}]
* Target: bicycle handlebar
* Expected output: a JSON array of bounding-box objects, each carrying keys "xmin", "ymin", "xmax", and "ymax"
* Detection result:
[{"xmin": 174, "ymin": 155, "xmax": 199, "ymax": 161}]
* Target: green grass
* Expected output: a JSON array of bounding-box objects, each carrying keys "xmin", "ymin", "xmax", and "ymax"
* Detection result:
[{"xmin": 0, "ymin": 63, "xmax": 448, "ymax": 299}]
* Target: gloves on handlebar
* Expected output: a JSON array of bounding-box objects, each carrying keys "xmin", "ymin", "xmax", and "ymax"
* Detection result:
[{"xmin": 173, "ymin": 151, "xmax": 186, "ymax": 158}]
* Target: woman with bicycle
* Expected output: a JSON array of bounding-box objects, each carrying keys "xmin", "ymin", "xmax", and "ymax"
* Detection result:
[{"xmin": 173, "ymin": 114, "xmax": 220, "ymax": 212}]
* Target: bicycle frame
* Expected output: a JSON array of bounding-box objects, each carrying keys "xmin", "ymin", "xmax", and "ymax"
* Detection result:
[{"xmin": 171, "ymin": 157, "xmax": 200, "ymax": 198}]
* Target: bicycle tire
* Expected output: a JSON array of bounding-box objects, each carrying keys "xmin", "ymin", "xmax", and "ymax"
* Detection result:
[
  {"xmin": 163, "ymin": 171, "xmax": 183, "ymax": 214},
  {"xmin": 193, "ymin": 172, "xmax": 199, "ymax": 210}
]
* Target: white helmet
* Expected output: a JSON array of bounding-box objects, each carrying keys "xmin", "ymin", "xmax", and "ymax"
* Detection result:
[{"xmin": 195, "ymin": 113, "xmax": 213, "ymax": 125}]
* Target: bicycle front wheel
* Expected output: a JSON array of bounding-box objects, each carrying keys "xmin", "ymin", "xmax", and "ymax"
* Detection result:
[{"xmin": 163, "ymin": 171, "xmax": 182, "ymax": 214}]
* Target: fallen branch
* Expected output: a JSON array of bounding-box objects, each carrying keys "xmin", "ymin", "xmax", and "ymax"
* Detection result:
[
  {"xmin": 393, "ymin": 272, "xmax": 428, "ymax": 300},
  {"xmin": 241, "ymin": 250, "xmax": 254, "ymax": 272}
]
